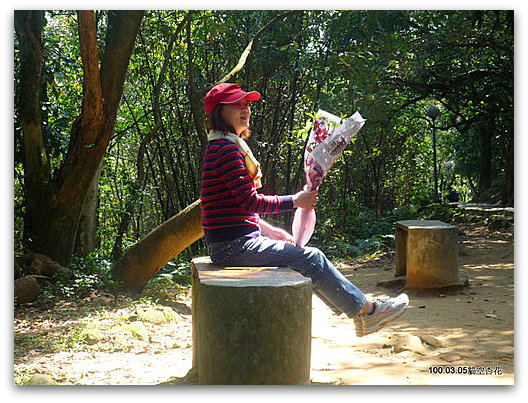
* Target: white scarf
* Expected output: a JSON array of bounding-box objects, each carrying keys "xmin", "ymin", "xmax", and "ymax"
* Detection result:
[{"xmin": 207, "ymin": 130, "xmax": 263, "ymax": 189}]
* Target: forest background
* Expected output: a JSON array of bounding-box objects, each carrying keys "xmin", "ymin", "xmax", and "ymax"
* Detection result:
[{"xmin": 13, "ymin": 9, "xmax": 514, "ymax": 294}]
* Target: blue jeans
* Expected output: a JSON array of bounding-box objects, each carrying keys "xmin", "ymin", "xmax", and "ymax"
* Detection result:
[{"xmin": 207, "ymin": 235, "xmax": 367, "ymax": 318}]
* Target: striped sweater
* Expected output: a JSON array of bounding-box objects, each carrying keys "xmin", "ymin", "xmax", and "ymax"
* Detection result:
[{"xmin": 201, "ymin": 138, "xmax": 294, "ymax": 243}]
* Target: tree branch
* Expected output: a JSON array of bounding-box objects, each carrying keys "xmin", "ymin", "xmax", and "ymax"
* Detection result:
[
  {"xmin": 186, "ymin": 10, "xmax": 302, "ymax": 149},
  {"xmin": 153, "ymin": 14, "xmax": 188, "ymax": 123},
  {"xmin": 100, "ymin": 10, "xmax": 145, "ymax": 122},
  {"xmin": 218, "ymin": 10, "xmax": 301, "ymax": 85},
  {"xmin": 77, "ymin": 11, "xmax": 104, "ymax": 140},
  {"xmin": 186, "ymin": 11, "xmax": 208, "ymax": 152}
]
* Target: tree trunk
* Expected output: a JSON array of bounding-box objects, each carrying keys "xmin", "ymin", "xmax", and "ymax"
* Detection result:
[
  {"xmin": 111, "ymin": 199, "xmax": 204, "ymax": 294},
  {"xmin": 74, "ymin": 159, "xmax": 103, "ymax": 257},
  {"xmin": 15, "ymin": 11, "xmax": 50, "ymax": 249},
  {"xmin": 15, "ymin": 10, "xmax": 144, "ymax": 265}
]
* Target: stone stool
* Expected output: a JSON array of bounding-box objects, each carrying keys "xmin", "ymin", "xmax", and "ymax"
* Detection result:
[
  {"xmin": 395, "ymin": 220, "xmax": 462, "ymax": 289},
  {"xmin": 191, "ymin": 256, "xmax": 312, "ymax": 385}
]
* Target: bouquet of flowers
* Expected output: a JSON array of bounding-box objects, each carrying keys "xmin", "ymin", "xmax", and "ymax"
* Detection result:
[{"xmin": 292, "ymin": 110, "xmax": 365, "ymax": 247}]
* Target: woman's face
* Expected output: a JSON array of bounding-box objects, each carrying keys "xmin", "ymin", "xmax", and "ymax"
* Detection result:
[{"xmin": 220, "ymin": 99, "xmax": 251, "ymax": 135}]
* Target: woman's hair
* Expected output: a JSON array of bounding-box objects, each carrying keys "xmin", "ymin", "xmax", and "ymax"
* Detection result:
[{"xmin": 207, "ymin": 104, "xmax": 251, "ymax": 139}]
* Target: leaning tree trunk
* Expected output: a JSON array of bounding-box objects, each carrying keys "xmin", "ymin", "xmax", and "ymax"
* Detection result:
[
  {"xmin": 15, "ymin": 10, "xmax": 144, "ymax": 265},
  {"xmin": 111, "ymin": 199, "xmax": 203, "ymax": 294}
]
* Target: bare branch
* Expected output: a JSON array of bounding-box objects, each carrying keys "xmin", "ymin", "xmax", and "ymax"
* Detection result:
[{"xmin": 218, "ymin": 10, "xmax": 301, "ymax": 85}]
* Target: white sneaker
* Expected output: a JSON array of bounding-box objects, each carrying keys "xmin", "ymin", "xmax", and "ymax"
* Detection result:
[{"xmin": 355, "ymin": 294, "xmax": 409, "ymax": 337}]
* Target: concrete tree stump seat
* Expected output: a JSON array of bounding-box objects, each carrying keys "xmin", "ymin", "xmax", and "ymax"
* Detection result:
[
  {"xmin": 191, "ymin": 256, "xmax": 312, "ymax": 385},
  {"xmin": 395, "ymin": 220, "xmax": 464, "ymax": 289}
]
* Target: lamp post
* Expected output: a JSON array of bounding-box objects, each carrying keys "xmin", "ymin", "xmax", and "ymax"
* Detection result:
[{"xmin": 427, "ymin": 105, "xmax": 440, "ymax": 201}]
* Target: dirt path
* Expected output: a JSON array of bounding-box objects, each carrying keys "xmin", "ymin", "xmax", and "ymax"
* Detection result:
[
  {"xmin": 14, "ymin": 224, "xmax": 514, "ymax": 385},
  {"xmin": 308, "ymin": 223, "xmax": 513, "ymax": 385}
]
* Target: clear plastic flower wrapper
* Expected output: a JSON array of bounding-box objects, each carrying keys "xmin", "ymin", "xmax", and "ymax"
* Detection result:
[{"xmin": 292, "ymin": 110, "xmax": 365, "ymax": 247}]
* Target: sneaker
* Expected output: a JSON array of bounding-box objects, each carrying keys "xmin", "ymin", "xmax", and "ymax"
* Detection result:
[
  {"xmin": 353, "ymin": 316, "xmax": 364, "ymax": 337},
  {"xmin": 355, "ymin": 294, "xmax": 409, "ymax": 337}
]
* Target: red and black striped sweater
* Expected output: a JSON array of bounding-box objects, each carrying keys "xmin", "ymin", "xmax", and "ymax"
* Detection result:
[{"xmin": 200, "ymin": 138, "xmax": 294, "ymax": 244}]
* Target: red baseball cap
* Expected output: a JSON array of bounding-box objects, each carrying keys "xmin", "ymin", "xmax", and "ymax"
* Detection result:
[{"xmin": 204, "ymin": 83, "xmax": 261, "ymax": 118}]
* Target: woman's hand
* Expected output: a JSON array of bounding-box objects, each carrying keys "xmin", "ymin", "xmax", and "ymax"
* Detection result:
[
  {"xmin": 259, "ymin": 220, "xmax": 295, "ymax": 242},
  {"xmin": 293, "ymin": 190, "xmax": 319, "ymax": 209},
  {"xmin": 269, "ymin": 227, "xmax": 295, "ymax": 243}
]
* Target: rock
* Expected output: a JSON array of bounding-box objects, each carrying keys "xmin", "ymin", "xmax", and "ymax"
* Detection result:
[
  {"xmin": 27, "ymin": 374, "xmax": 58, "ymax": 385},
  {"xmin": 125, "ymin": 321, "xmax": 149, "ymax": 341},
  {"xmin": 17, "ymin": 251, "xmax": 71, "ymax": 279},
  {"xmin": 14, "ymin": 257, "xmax": 23, "ymax": 279},
  {"xmin": 81, "ymin": 329, "xmax": 104, "ymax": 345},
  {"xmin": 418, "ymin": 334, "xmax": 444, "ymax": 348},
  {"xmin": 130, "ymin": 307, "xmax": 179, "ymax": 324},
  {"xmin": 393, "ymin": 335, "xmax": 428, "ymax": 355},
  {"xmin": 14, "ymin": 275, "xmax": 41, "ymax": 303},
  {"xmin": 438, "ymin": 352, "xmax": 463, "ymax": 363},
  {"xmin": 159, "ymin": 306, "xmax": 180, "ymax": 322},
  {"xmin": 91, "ymin": 293, "xmax": 115, "ymax": 305}
]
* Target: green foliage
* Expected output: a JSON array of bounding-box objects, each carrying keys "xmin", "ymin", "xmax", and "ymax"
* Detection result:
[
  {"xmin": 69, "ymin": 255, "xmax": 116, "ymax": 291},
  {"xmin": 39, "ymin": 254, "xmax": 117, "ymax": 302},
  {"xmin": 155, "ymin": 261, "xmax": 192, "ymax": 286},
  {"xmin": 324, "ymin": 235, "xmax": 385, "ymax": 261},
  {"xmin": 14, "ymin": 322, "xmax": 89, "ymax": 355},
  {"xmin": 310, "ymin": 202, "xmax": 404, "ymax": 260},
  {"xmin": 484, "ymin": 214, "xmax": 513, "ymax": 232},
  {"xmin": 418, "ymin": 203, "xmax": 457, "ymax": 223}
]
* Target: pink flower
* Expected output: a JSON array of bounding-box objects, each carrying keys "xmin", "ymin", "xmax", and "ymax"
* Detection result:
[{"xmin": 312, "ymin": 118, "xmax": 330, "ymax": 144}]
